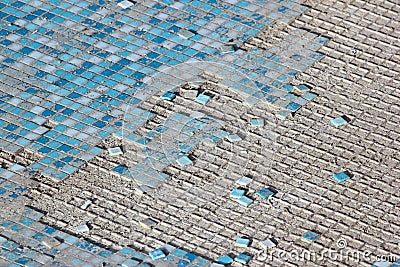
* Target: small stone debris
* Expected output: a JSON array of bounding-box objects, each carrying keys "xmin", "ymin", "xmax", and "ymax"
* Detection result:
[
  {"xmin": 80, "ymin": 200, "xmax": 92, "ymax": 210},
  {"xmin": 108, "ymin": 147, "xmax": 123, "ymax": 156},
  {"xmin": 76, "ymin": 224, "xmax": 90, "ymax": 234},
  {"xmin": 140, "ymin": 218, "xmax": 158, "ymax": 229}
]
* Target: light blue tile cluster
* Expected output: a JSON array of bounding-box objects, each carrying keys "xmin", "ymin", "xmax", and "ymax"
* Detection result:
[{"xmin": 0, "ymin": 0, "xmax": 327, "ymax": 182}]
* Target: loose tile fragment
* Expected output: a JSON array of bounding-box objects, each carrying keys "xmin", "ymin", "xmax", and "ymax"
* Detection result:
[
  {"xmin": 211, "ymin": 263, "xmax": 225, "ymax": 267},
  {"xmin": 236, "ymin": 176, "xmax": 253, "ymax": 186},
  {"xmin": 303, "ymin": 231, "xmax": 320, "ymax": 241},
  {"xmin": 234, "ymin": 253, "xmax": 252, "ymax": 264},
  {"xmin": 257, "ymin": 188, "xmax": 275, "ymax": 199},
  {"xmin": 161, "ymin": 91, "xmax": 176, "ymax": 101},
  {"xmin": 140, "ymin": 218, "xmax": 158, "ymax": 229},
  {"xmin": 333, "ymin": 171, "xmax": 352, "ymax": 182},
  {"xmin": 331, "ymin": 115, "xmax": 350, "ymax": 127},
  {"xmin": 178, "ymin": 29, "xmax": 196, "ymax": 39},
  {"xmin": 235, "ymin": 238, "xmax": 250, "ymax": 247},
  {"xmin": 217, "ymin": 255, "xmax": 233, "ymax": 264},
  {"xmin": 108, "ymin": 147, "xmax": 123, "ymax": 156},
  {"xmin": 293, "ymin": 84, "xmax": 310, "ymax": 94},
  {"xmin": 176, "ymin": 156, "xmax": 193, "ymax": 167},
  {"xmin": 276, "ymin": 110, "xmax": 290, "ymax": 120},
  {"xmin": 251, "ymin": 118, "xmax": 264, "ymax": 128},
  {"xmin": 286, "ymin": 102, "xmax": 301, "ymax": 112},
  {"xmin": 195, "ymin": 94, "xmax": 211, "ymax": 105},
  {"xmin": 181, "ymin": 90, "xmax": 198, "ymax": 99},
  {"xmin": 76, "ymin": 224, "xmax": 90, "ymax": 234},
  {"xmin": 80, "ymin": 200, "xmax": 92, "ymax": 210},
  {"xmin": 42, "ymin": 236, "xmax": 61, "ymax": 248},
  {"xmin": 230, "ymin": 188, "xmax": 245, "ymax": 199},
  {"xmin": 236, "ymin": 196, "xmax": 253, "ymax": 207},
  {"xmin": 226, "ymin": 134, "xmax": 242, "ymax": 142},
  {"xmin": 118, "ymin": 0, "xmax": 135, "ymax": 9},
  {"xmin": 260, "ymin": 239, "xmax": 277, "ymax": 249},
  {"xmin": 149, "ymin": 248, "xmax": 166, "ymax": 260}
]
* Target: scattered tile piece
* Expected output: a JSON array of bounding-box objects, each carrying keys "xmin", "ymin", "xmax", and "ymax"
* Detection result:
[
  {"xmin": 303, "ymin": 231, "xmax": 320, "ymax": 241},
  {"xmin": 236, "ymin": 196, "xmax": 253, "ymax": 207},
  {"xmin": 260, "ymin": 239, "xmax": 277, "ymax": 249},
  {"xmin": 216, "ymin": 255, "xmax": 233, "ymax": 264},
  {"xmin": 302, "ymin": 92, "xmax": 317, "ymax": 101},
  {"xmin": 195, "ymin": 94, "xmax": 211, "ymax": 105},
  {"xmin": 251, "ymin": 118, "xmax": 264, "ymax": 128},
  {"xmin": 230, "ymin": 188, "xmax": 245, "ymax": 199},
  {"xmin": 294, "ymin": 84, "xmax": 310, "ymax": 94},
  {"xmin": 181, "ymin": 89, "xmax": 198, "ymax": 99},
  {"xmin": 286, "ymin": 102, "xmax": 301, "ymax": 112},
  {"xmin": 236, "ymin": 176, "xmax": 253, "ymax": 186},
  {"xmin": 76, "ymin": 224, "xmax": 90, "ymax": 233},
  {"xmin": 108, "ymin": 147, "xmax": 123, "ymax": 156},
  {"xmin": 234, "ymin": 253, "xmax": 252, "ymax": 264},
  {"xmin": 211, "ymin": 263, "xmax": 225, "ymax": 267},
  {"xmin": 176, "ymin": 156, "xmax": 193, "ymax": 167},
  {"xmin": 221, "ymin": 44, "xmax": 236, "ymax": 54},
  {"xmin": 161, "ymin": 91, "xmax": 176, "ymax": 101},
  {"xmin": 226, "ymin": 134, "xmax": 242, "ymax": 142},
  {"xmin": 118, "ymin": 0, "xmax": 135, "ymax": 9},
  {"xmin": 42, "ymin": 237, "xmax": 61, "ymax": 249},
  {"xmin": 331, "ymin": 115, "xmax": 349, "ymax": 127},
  {"xmin": 122, "ymin": 259, "xmax": 140, "ymax": 267},
  {"xmin": 80, "ymin": 200, "xmax": 92, "ymax": 210},
  {"xmin": 333, "ymin": 171, "xmax": 352, "ymax": 182},
  {"xmin": 190, "ymin": 111, "xmax": 205, "ymax": 118},
  {"xmin": 257, "ymin": 188, "xmax": 274, "ymax": 199},
  {"xmin": 276, "ymin": 110, "xmax": 290, "ymax": 120},
  {"xmin": 235, "ymin": 238, "xmax": 250, "ymax": 247},
  {"xmin": 244, "ymin": 96, "xmax": 259, "ymax": 107},
  {"xmin": 149, "ymin": 248, "xmax": 166, "ymax": 260},
  {"xmin": 140, "ymin": 218, "xmax": 158, "ymax": 229},
  {"xmin": 178, "ymin": 29, "xmax": 195, "ymax": 39}
]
